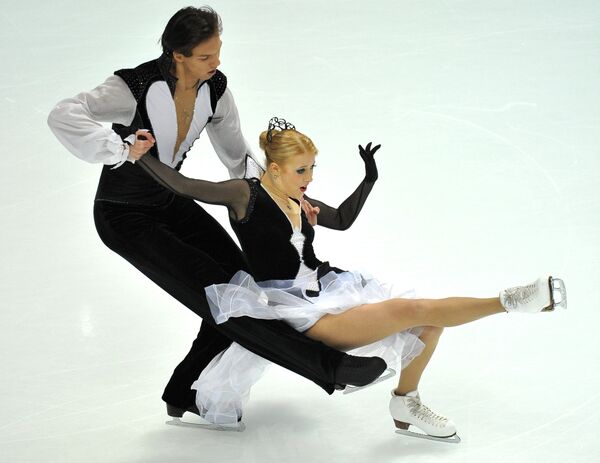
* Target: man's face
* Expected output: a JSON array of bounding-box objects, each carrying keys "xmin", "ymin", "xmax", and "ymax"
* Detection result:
[{"xmin": 174, "ymin": 34, "xmax": 222, "ymax": 82}]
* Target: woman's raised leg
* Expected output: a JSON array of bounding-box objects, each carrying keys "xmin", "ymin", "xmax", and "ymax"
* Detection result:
[{"xmin": 305, "ymin": 296, "xmax": 504, "ymax": 351}]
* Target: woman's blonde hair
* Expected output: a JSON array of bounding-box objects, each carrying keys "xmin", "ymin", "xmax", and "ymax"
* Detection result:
[{"xmin": 259, "ymin": 129, "xmax": 318, "ymax": 166}]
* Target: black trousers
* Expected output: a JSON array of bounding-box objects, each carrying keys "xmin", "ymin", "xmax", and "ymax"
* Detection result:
[{"xmin": 93, "ymin": 194, "xmax": 343, "ymax": 408}]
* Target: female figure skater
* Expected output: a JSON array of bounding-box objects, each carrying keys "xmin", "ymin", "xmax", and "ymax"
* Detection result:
[{"xmin": 135, "ymin": 117, "xmax": 567, "ymax": 442}]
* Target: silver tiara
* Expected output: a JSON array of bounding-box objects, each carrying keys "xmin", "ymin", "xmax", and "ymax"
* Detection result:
[{"xmin": 267, "ymin": 117, "xmax": 296, "ymax": 142}]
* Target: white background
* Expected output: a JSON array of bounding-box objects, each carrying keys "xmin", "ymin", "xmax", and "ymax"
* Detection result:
[{"xmin": 1, "ymin": 1, "xmax": 599, "ymax": 462}]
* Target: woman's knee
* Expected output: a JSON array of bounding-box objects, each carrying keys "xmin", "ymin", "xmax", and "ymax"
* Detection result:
[
  {"xmin": 389, "ymin": 298, "xmax": 424, "ymax": 327},
  {"xmin": 418, "ymin": 325, "xmax": 444, "ymax": 341}
]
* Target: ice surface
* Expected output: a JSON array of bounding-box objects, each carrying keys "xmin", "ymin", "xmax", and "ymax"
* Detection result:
[{"xmin": 1, "ymin": 1, "xmax": 599, "ymax": 462}]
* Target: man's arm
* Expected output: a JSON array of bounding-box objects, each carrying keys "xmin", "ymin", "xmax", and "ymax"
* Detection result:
[
  {"xmin": 47, "ymin": 75, "xmax": 137, "ymax": 168},
  {"xmin": 205, "ymin": 87, "xmax": 265, "ymax": 179}
]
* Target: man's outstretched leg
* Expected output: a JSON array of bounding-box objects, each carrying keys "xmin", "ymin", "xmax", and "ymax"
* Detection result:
[{"xmin": 94, "ymin": 198, "xmax": 387, "ymax": 412}]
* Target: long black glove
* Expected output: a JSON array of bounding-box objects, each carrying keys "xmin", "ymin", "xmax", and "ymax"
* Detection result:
[
  {"xmin": 359, "ymin": 142, "xmax": 381, "ymax": 183},
  {"xmin": 302, "ymin": 142, "xmax": 381, "ymax": 230}
]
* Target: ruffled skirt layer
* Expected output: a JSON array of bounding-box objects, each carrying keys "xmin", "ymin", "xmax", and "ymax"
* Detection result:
[{"xmin": 192, "ymin": 269, "xmax": 425, "ymax": 425}]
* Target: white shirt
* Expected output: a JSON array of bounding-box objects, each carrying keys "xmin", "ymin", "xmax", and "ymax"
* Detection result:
[{"xmin": 47, "ymin": 74, "xmax": 256, "ymax": 179}]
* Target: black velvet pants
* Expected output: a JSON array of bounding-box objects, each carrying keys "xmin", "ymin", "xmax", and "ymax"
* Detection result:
[{"xmin": 93, "ymin": 194, "xmax": 343, "ymax": 408}]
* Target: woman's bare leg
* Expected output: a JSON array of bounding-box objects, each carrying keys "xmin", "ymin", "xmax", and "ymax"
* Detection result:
[
  {"xmin": 305, "ymin": 297, "xmax": 503, "ymax": 351},
  {"xmin": 395, "ymin": 326, "xmax": 443, "ymax": 395}
]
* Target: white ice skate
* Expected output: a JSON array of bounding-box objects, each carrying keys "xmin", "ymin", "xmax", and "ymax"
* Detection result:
[
  {"xmin": 389, "ymin": 390, "xmax": 461, "ymax": 444},
  {"xmin": 500, "ymin": 275, "xmax": 567, "ymax": 313},
  {"xmin": 165, "ymin": 404, "xmax": 245, "ymax": 432}
]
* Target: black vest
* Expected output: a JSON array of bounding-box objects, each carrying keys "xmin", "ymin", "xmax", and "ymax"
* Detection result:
[{"xmin": 95, "ymin": 53, "xmax": 228, "ymax": 206}]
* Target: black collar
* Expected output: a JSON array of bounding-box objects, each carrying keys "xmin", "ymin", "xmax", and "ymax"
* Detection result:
[{"xmin": 156, "ymin": 52, "xmax": 178, "ymax": 96}]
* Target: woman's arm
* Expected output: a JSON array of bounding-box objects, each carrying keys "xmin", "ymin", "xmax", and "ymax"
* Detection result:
[
  {"xmin": 137, "ymin": 154, "xmax": 251, "ymax": 221},
  {"xmin": 303, "ymin": 143, "xmax": 380, "ymax": 230}
]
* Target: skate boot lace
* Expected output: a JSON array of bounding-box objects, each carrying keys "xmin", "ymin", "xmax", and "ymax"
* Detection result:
[
  {"xmin": 503, "ymin": 281, "xmax": 538, "ymax": 310},
  {"xmin": 406, "ymin": 396, "xmax": 448, "ymax": 427}
]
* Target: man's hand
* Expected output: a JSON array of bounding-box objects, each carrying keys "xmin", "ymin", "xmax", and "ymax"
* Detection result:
[
  {"xmin": 301, "ymin": 198, "xmax": 320, "ymax": 226},
  {"xmin": 128, "ymin": 129, "xmax": 156, "ymax": 160}
]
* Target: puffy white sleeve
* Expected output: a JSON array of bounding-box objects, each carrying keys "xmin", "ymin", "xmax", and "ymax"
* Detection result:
[
  {"xmin": 206, "ymin": 87, "xmax": 265, "ymax": 179},
  {"xmin": 47, "ymin": 75, "xmax": 138, "ymax": 168}
]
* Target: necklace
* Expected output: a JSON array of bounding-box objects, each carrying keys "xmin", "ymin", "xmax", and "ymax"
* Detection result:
[
  {"xmin": 262, "ymin": 183, "xmax": 293, "ymax": 211},
  {"xmin": 174, "ymin": 94, "xmax": 195, "ymax": 122},
  {"xmin": 174, "ymin": 83, "xmax": 199, "ymax": 123}
]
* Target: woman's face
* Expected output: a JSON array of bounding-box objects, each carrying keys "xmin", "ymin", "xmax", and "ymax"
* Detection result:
[{"xmin": 272, "ymin": 152, "xmax": 317, "ymax": 200}]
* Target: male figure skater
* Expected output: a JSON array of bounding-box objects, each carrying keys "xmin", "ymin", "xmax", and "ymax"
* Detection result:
[{"xmin": 47, "ymin": 6, "xmax": 385, "ymax": 420}]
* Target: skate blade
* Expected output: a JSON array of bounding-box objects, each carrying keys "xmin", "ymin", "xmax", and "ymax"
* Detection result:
[
  {"xmin": 395, "ymin": 427, "xmax": 461, "ymax": 444},
  {"xmin": 343, "ymin": 368, "xmax": 397, "ymax": 395},
  {"xmin": 544, "ymin": 277, "xmax": 567, "ymax": 312},
  {"xmin": 166, "ymin": 417, "xmax": 245, "ymax": 432}
]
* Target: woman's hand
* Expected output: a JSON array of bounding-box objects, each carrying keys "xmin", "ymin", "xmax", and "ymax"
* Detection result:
[
  {"xmin": 358, "ymin": 142, "xmax": 381, "ymax": 182},
  {"xmin": 128, "ymin": 129, "xmax": 156, "ymax": 160},
  {"xmin": 301, "ymin": 198, "xmax": 320, "ymax": 226}
]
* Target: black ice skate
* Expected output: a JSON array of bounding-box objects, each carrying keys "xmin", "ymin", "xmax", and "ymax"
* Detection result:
[{"xmin": 165, "ymin": 403, "xmax": 245, "ymax": 432}]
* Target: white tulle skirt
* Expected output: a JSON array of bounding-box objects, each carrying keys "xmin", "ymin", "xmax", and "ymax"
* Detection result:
[{"xmin": 191, "ymin": 269, "xmax": 425, "ymax": 425}]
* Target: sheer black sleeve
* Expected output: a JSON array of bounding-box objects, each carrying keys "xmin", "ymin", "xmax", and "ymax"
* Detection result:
[
  {"xmin": 137, "ymin": 155, "xmax": 251, "ymax": 221},
  {"xmin": 303, "ymin": 176, "xmax": 375, "ymax": 230},
  {"xmin": 302, "ymin": 142, "xmax": 380, "ymax": 230}
]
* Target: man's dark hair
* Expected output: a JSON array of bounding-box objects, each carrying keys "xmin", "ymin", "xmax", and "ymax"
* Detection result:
[{"xmin": 161, "ymin": 6, "xmax": 222, "ymax": 56}]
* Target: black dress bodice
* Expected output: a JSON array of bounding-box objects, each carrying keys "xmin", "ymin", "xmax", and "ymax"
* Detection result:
[{"xmin": 231, "ymin": 179, "xmax": 322, "ymax": 281}]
